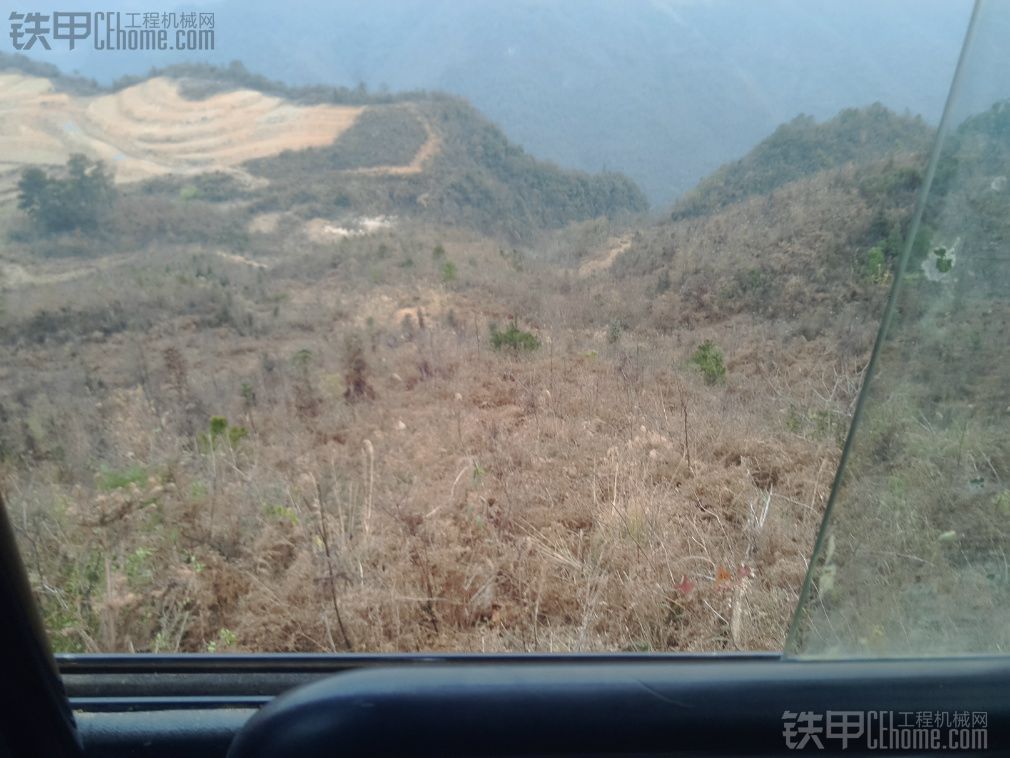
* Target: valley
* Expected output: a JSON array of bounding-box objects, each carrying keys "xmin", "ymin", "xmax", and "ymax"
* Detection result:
[{"xmin": 0, "ymin": 61, "xmax": 934, "ymax": 653}]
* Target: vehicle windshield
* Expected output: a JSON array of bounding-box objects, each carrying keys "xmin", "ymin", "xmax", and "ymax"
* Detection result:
[{"xmin": 0, "ymin": 1, "xmax": 984, "ymax": 655}]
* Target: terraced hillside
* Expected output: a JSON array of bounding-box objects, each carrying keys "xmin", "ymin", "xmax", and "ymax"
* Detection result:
[{"xmin": 0, "ymin": 74, "xmax": 363, "ymax": 190}]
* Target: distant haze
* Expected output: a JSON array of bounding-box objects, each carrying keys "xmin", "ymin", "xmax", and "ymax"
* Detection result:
[{"xmin": 13, "ymin": 0, "xmax": 973, "ymax": 205}]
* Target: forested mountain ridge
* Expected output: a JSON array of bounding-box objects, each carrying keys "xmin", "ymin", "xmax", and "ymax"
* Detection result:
[{"xmin": 671, "ymin": 104, "xmax": 933, "ymax": 219}]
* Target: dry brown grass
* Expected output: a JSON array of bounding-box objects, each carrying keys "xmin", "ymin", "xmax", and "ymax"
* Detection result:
[
  {"xmin": 2, "ymin": 254, "xmax": 858, "ymax": 653},
  {"xmin": 0, "ymin": 159, "xmax": 887, "ymax": 653}
]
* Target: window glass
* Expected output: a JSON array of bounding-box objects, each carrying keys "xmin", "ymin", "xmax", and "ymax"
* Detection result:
[
  {"xmin": 788, "ymin": 0, "xmax": 1010, "ymax": 657},
  {"xmin": 0, "ymin": 1, "xmax": 973, "ymax": 653}
]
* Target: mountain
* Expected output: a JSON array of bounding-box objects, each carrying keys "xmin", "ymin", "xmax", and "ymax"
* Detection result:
[
  {"xmin": 11, "ymin": 0, "xmax": 973, "ymax": 205},
  {"xmin": 671, "ymin": 104, "xmax": 934, "ymax": 219},
  {"xmin": 0, "ymin": 59, "xmax": 647, "ymax": 241},
  {"xmin": 244, "ymin": 91, "xmax": 648, "ymax": 240},
  {"xmin": 0, "ymin": 68, "xmax": 943, "ymax": 656},
  {"xmin": 560, "ymin": 102, "xmax": 932, "ymax": 340}
]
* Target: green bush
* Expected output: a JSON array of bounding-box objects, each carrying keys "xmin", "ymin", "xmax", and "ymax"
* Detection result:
[
  {"xmin": 198, "ymin": 416, "xmax": 248, "ymax": 452},
  {"xmin": 691, "ymin": 340, "xmax": 726, "ymax": 385},
  {"xmin": 18, "ymin": 154, "xmax": 115, "ymax": 233},
  {"xmin": 490, "ymin": 321, "xmax": 540, "ymax": 352},
  {"xmin": 933, "ymin": 246, "xmax": 954, "ymax": 273},
  {"xmin": 441, "ymin": 261, "xmax": 458, "ymax": 283},
  {"xmin": 866, "ymin": 244, "xmax": 888, "ymax": 284},
  {"xmin": 209, "ymin": 416, "xmax": 228, "ymax": 438}
]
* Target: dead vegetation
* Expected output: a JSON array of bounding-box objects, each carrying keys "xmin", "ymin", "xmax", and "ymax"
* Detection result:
[
  {"xmin": 0, "ymin": 202, "xmax": 875, "ymax": 653},
  {"xmin": 0, "ymin": 75, "xmax": 923, "ymax": 654}
]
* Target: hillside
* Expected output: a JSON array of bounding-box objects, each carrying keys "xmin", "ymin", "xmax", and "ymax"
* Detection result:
[
  {"xmin": 924, "ymin": 99, "xmax": 1010, "ymax": 286},
  {"xmin": 245, "ymin": 93, "xmax": 648, "ymax": 240},
  {"xmin": 791, "ymin": 97, "xmax": 1010, "ymax": 654},
  {"xmin": 0, "ymin": 74, "xmax": 935, "ymax": 656},
  {"xmin": 539, "ymin": 104, "xmax": 932, "ymax": 351},
  {"xmin": 0, "ymin": 73, "xmax": 363, "ymax": 188},
  {"xmin": 0, "ymin": 60, "xmax": 647, "ymax": 241},
  {"xmin": 671, "ymin": 104, "xmax": 932, "ymax": 219}
]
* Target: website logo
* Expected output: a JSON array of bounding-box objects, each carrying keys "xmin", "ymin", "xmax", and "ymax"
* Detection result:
[{"xmin": 9, "ymin": 11, "xmax": 215, "ymax": 51}]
